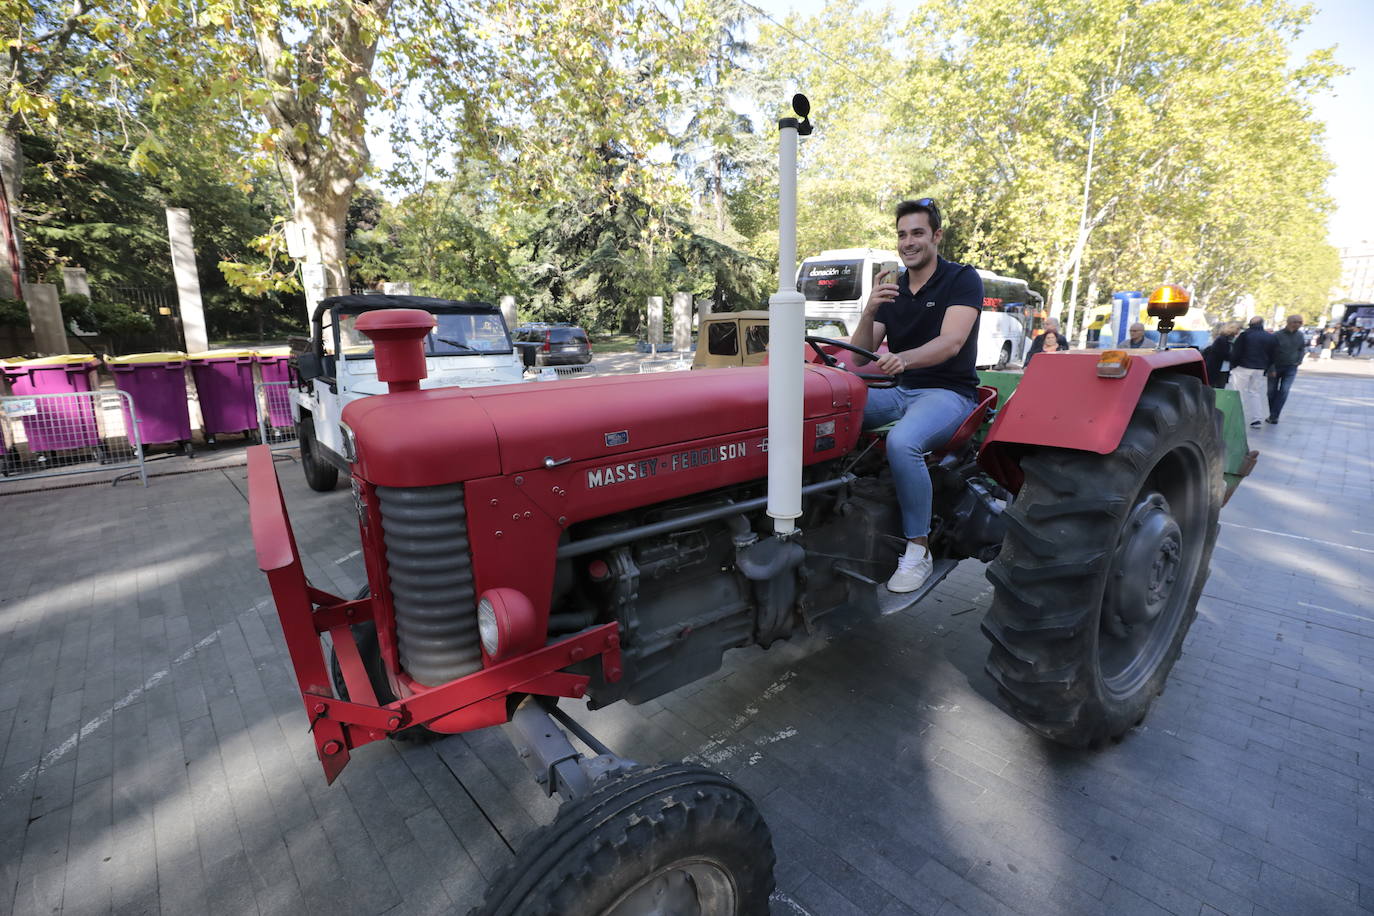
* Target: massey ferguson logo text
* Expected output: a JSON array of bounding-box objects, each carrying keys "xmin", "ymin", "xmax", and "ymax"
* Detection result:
[{"xmin": 586, "ymin": 441, "xmax": 751, "ymax": 489}]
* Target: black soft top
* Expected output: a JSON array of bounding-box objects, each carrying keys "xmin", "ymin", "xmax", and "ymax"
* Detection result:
[{"xmin": 318, "ymin": 294, "xmax": 498, "ymax": 319}]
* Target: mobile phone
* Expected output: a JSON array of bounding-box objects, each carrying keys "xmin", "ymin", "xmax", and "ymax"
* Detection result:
[{"xmin": 876, "ymin": 261, "xmax": 900, "ymax": 286}]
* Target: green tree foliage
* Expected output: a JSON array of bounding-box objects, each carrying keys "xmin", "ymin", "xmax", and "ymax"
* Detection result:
[
  {"xmin": 0, "ymin": 296, "xmax": 26, "ymax": 326},
  {"xmin": 337, "ymin": 153, "xmax": 769, "ymax": 332},
  {"xmin": 897, "ymin": 0, "xmax": 1340, "ymax": 325},
  {"xmin": 17, "ymin": 129, "xmax": 296, "ymax": 341},
  {"xmin": 131, "ymin": 0, "xmax": 750, "ymax": 322},
  {"xmin": 522, "ymin": 168, "xmax": 770, "ymax": 331},
  {"xmin": 738, "ymin": 1, "xmax": 928, "ymax": 268},
  {"xmin": 349, "ymin": 171, "xmax": 522, "ymax": 303}
]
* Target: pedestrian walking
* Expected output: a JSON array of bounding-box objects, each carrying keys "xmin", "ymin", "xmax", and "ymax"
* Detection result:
[
  {"xmin": 1226, "ymin": 316, "xmax": 1276, "ymax": 428},
  {"xmin": 1202, "ymin": 321, "xmax": 1240, "ymax": 389},
  {"xmin": 1266, "ymin": 314, "xmax": 1304, "ymax": 424},
  {"xmin": 1319, "ymin": 325, "xmax": 1338, "ymax": 360}
]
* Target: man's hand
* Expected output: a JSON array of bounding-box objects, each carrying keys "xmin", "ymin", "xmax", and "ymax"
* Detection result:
[
  {"xmin": 874, "ymin": 351, "xmax": 905, "ymax": 375},
  {"xmin": 864, "ymin": 280, "xmax": 899, "ymax": 317}
]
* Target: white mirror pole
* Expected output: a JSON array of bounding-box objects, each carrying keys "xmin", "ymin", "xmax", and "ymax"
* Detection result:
[{"xmin": 767, "ymin": 111, "xmax": 805, "ymax": 537}]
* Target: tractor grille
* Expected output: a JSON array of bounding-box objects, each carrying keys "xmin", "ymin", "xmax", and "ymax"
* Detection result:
[{"xmin": 376, "ymin": 483, "xmax": 481, "ymax": 686}]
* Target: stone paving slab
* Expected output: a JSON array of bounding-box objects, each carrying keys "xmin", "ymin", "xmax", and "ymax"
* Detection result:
[{"xmin": 0, "ymin": 354, "xmax": 1370, "ymax": 915}]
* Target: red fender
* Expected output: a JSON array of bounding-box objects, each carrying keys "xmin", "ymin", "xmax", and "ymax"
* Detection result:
[{"xmin": 978, "ymin": 349, "xmax": 1207, "ymax": 493}]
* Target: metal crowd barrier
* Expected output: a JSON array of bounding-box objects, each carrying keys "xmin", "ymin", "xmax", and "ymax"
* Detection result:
[
  {"xmin": 0, "ymin": 390, "xmax": 147, "ymax": 486},
  {"xmin": 255, "ymin": 381, "xmax": 299, "ymax": 451}
]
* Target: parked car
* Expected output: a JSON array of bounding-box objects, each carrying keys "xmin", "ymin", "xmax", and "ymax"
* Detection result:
[
  {"xmin": 291, "ymin": 295, "xmax": 525, "ymax": 491},
  {"xmin": 513, "ymin": 324, "xmax": 594, "ymax": 366}
]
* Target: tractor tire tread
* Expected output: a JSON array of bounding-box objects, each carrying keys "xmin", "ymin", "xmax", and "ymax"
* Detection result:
[
  {"xmin": 300, "ymin": 414, "xmax": 339, "ymax": 492},
  {"xmin": 982, "ymin": 373, "xmax": 1223, "ymax": 747},
  {"xmin": 475, "ymin": 763, "xmax": 774, "ymax": 916}
]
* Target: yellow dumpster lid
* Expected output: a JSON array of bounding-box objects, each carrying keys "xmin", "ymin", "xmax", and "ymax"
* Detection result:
[
  {"xmin": 106, "ymin": 351, "xmax": 189, "ymax": 365},
  {"xmin": 14, "ymin": 354, "xmax": 100, "ymax": 367},
  {"xmin": 252, "ymin": 346, "xmax": 293, "ymax": 357},
  {"xmin": 187, "ymin": 349, "xmax": 257, "ymax": 360}
]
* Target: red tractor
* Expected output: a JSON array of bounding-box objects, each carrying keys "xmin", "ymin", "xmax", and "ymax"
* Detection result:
[{"xmin": 248, "ymin": 100, "xmax": 1253, "ymax": 914}]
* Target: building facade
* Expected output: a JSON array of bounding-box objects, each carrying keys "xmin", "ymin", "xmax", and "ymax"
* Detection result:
[{"xmin": 1338, "ymin": 241, "xmax": 1374, "ymax": 302}]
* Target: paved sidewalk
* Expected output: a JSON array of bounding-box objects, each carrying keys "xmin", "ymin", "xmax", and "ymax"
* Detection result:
[{"xmin": 0, "ymin": 356, "xmax": 1370, "ymax": 915}]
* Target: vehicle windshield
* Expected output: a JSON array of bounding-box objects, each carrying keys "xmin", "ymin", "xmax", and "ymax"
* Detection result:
[
  {"xmin": 336, "ymin": 310, "xmax": 511, "ymax": 359},
  {"xmin": 805, "ymin": 318, "xmax": 848, "ymax": 337},
  {"xmin": 798, "ymin": 260, "xmax": 863, "ymax": 302}
]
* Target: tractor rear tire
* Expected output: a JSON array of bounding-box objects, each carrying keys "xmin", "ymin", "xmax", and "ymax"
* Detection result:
[
  {"xmin": 300, "ymin": 415, "xmax": 339, "ymax": 492},
  {"xmin": 475, "ymin": 763, "xmax": 774, "ymax": 916},
  {"xmin": 982, "ymin": 373, "xmax": 1224, "ymax": 747}
]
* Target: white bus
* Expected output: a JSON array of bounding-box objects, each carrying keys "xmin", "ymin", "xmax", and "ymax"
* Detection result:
[
  {"xmin": 975, "ymin": 269, "xmax": 1043, "ymax": 370},
  {"xmin": 798, "ymin": 251, "xmax": 1042, "ymax": 369},
  {"xmin": 796, "ymin": 248, "xmax": 900, "ymax": 335}
]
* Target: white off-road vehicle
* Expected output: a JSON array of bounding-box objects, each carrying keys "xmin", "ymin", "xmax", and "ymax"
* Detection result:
[{"xmin": 291, "ymin": 294, "xmax": 526, "ymax": 490}]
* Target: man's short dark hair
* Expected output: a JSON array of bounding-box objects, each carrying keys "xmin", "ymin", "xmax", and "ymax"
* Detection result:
[
  {"xmin": 895, "ymin": 198, "xmax": 941, "ymax": 231},
  {"xmin": 1248, "ymin": 316, "xmax": 1264, "ymax": 328}
]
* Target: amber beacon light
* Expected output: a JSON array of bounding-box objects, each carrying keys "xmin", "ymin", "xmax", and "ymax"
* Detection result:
[{"xmin": 1146, "ymin": 284, "xmax": 1191, "ymax": 319}]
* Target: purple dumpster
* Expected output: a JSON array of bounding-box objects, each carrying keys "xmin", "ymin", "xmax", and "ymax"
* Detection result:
[
  {"xmin": 188, "ymin": 350, "xmax": 258, "ymax": 444},
  {"xmin": 106, "ymin": 352, "xmax": 193, "ymax": 454},
  {"xmin": 0, "ymin": 355, "xmax": 102, "ymax": 452},
  {"xmin": 0, "ymin": 358, "xmax": 15, "ymax": 473},
  {"xmin": 253, "ymin": 347, "xmax": 295, "ymax": 433}
]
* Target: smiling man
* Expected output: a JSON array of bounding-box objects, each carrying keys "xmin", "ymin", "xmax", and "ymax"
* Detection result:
[{"xmin": 849, "ymin": 198, "xmax": 982, "ymax": 592}]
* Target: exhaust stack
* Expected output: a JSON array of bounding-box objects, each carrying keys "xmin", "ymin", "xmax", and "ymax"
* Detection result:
[
  {"xmin": 355, "ymin": 309, "xmax": 436, "ymax": 393},
  {"xmin": 767, "ymin": 94, "xmax": 813, "ymax": 537}
]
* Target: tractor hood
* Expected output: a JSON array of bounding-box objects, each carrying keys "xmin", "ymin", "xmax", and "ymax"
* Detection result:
[{"xmin": 343, "ymin": 365, "xmax": 867, "ymax": 488}]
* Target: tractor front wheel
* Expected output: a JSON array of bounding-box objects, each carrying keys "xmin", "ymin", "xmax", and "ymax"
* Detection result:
[
  {"xmin": 328, "ymin": 616, "xmax": 441, "ymax": 744},
  {"xmin": 476, "ymin": 763, "xmax": 774, "ymax": 916},
  {"xmin": 299, "ymin": 414, "xmax": 339, "ymax": 492},
  {"xmin": 982, "ymin": 373, "xmax": 1224, "ymax": 747}
]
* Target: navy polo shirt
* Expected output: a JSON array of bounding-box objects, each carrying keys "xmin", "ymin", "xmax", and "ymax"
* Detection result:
[{"xmin": 875, "ymin": 256, "xmax": 982, "ymax": 399}]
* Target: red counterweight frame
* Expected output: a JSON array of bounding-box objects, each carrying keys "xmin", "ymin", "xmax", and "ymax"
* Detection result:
[{"xmin": 247, "ymin": 446, "xmax": 623, "ymax": 783}]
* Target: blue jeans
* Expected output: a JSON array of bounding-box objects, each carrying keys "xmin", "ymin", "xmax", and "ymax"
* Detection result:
[
  {"xmin": 1266, "ymin": 365, "xmax": 1297, "ymax": 420},
  {"xmin": 864, "ymin": 386, "xmax": 978, "ymax": 539}
]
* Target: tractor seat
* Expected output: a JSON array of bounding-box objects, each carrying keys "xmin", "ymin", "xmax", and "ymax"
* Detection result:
[{"xmin": 866, "ymin": 384, "xmax": 1000, "ymax": 462}]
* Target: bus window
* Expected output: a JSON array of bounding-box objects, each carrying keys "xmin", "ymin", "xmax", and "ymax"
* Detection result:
[{"xmin": 798, "ymin": 260, "xmax": 863, "ymax": 302}]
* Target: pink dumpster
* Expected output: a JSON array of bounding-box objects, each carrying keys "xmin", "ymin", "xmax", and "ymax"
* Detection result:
[
  {"xmin": 188, "ymin": 350, "xmax": 258, "ymax": 444},
  {"xmin": 0, "ymin": 355, "xmax": 102, "ymax": 452},
  {"xmin": 106, "ymin": 352, "xmax": 193, "ymax": 453}
]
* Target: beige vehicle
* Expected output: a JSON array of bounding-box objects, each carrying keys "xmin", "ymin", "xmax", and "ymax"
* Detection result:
[{"xmin": 692, "ymin": 311, "xmax": 850, "ymax": 369}]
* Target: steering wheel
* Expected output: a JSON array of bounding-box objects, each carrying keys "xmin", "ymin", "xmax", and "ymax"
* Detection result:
[{"xmin": 804, "ymin": 336, "xmax": 898, "ymax": 388}]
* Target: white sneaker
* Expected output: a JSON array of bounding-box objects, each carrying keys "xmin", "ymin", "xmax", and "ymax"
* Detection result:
[{"xmin": 887, "ymin": 542, "xmax": 933, "ymax": 593}]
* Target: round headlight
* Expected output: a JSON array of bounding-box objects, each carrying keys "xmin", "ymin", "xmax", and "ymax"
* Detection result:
[
  {"xmin": 477, "ymin": 597, "xmax": 499, "ymax": 657},
  {"xmin": 475, "ymin": 589, "xmax": 539, "ymax": 663}
]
